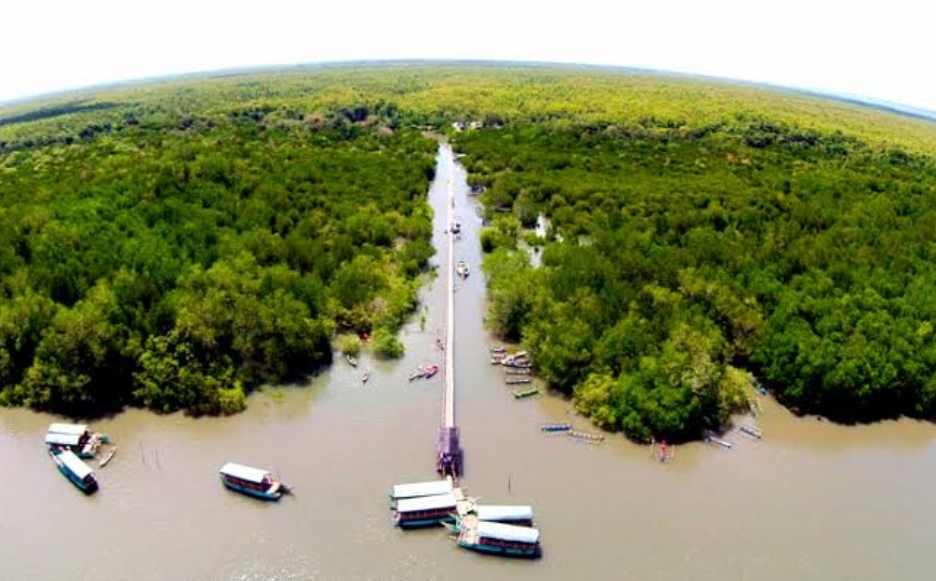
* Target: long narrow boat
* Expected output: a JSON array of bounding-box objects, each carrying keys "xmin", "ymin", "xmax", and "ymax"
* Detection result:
[
  {"xmin": 50, "ymin": 449, "xmax": 98, "ymax": 494},
  {"xmin": 567, "ymin": 429, "xmax": 605, "ymax": 442},
  {"xmin": 346, "ymin": 354, "xmax": 358, "ymax": 367},
  {"xmin": 394, "ymin": 492, "xmax": 457, "ymax": 528},
  {"xmin": 389, "ymin": 479, "xmax": 453, "ymax": 507},
  {"xmin": 457, "ymin": 520, "xmax": 542, "ymax": 558},
  {"xmin": 98, "ymin": 447, "xmax": 118, "ymax": 467},
  {"xmin": 739, "ymin": 424, "xmax": 763, "ymax": 439},
  {"xmin": 218, "ymin": 463, "xmax": 288, "ymax": 501},
  {"xmin": 540, "ymin": 423, "xmax": 572, "ymax": 432},
  {"xmin": 513, "ymin": 387, "xmax": 540, "ymax": 399}
]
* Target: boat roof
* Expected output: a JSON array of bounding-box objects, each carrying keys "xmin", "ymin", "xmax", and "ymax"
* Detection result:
[
  {"xmin": 45, "ymin": 432, "xmax": 82, "ymax": 446},
  {"xmin": 58, "ymin": 450, "xmax": 94, "ymax": 480},
  {"xmin": 475, "ymin": 521, "xmax": 540, "ymax": 544},
  {"xmin": 219, "ymin": 462, "xmax": 272, "ymax": 484},
  {"xmin": 395, "ymin": 492, "xmax": 457, "ymax": 512},
  {"xmin": 48, "ymin": 423, "xmax": 89, "ymax": 435},
  {"xmin": 474, "ymin": 505, "xmax": 534, "ymax": 521},
  {"xmin": 391, "ymin": 479, "xmax": 453, "ymax": 500}
]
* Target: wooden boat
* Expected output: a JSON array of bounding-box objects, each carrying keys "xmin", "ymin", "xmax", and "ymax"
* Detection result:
[
  {"xmin": 489, "ymin": 345, "xmax": 507, "ymax": 355},
  {"xmin": 362, "ymin": 368, "xmax": 371, "ymax": 384},
  {"xmin": 567, "ymin": 430, "xmax": 605, "ymax": 442},
  {"xmin": 219, "ymin": 462, "xmax": 288, "ymax": 501},
  {"xmin": 389, "ymin": 479, "xmax": 454, "ymax": 507},
  {"xmin": 739, "ymin": 424, "xmax": 763, "ymax": 439},
  {"xmin": 98, "ymin": 447, "xmax": 117, "ymax": 467},
  {"xmin": 505, "ymin": 378, "xmax": 532, "ymax": 385},
  {"xmin": 345, "ymin": 354, "xmax": 358, "ymax": 367},
  {"xmin": 540, "ymin": 423, "xmax": 572, "ymax": 432},
  {"xmin": 512, "ymin": 387, "xmax": 540, "ymax": 399},
  {"xmin": 456, "ymin": 260, "xmax": 469, "ymax": 278},
  {"xmin": 704, "ymin": 431, "xmax": 733, "ymax": 449},
  {"xmin": 456, "ymin": 520, "xmax": 542, "ymax": 558},
  {"xmin": 423, "ymin": 364, "xmax": 440, "ymax": 379},
  {"xmin": 50, "ymin": 448, "xmax": 98, "ymax": 494},
  {"xmin": 394, "ymin": 492, "xmax": 457, "ymax": 528},
  {"xmin": 45, "ymin": 423, "xmax": 106, "ymax": 459},
  {"xmin": 408, "ymin": 366, "xmax": 425, "ymax": 381}
]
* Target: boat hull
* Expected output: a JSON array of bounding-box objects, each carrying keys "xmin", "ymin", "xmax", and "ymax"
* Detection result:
[
  {"xmin": 457, "ymin": 539, "xmax": 541, "ymax": 558},
  {"xmin": 221, "ymin": 478, "xmax": 282, "ymax": 501},
  {"xmin": 396, "ymin": 515, "xmax": 455, "ymax": 528},
  {"xmin": 51, "ymin": 452, "xmax": 98, "ymax": 494}
]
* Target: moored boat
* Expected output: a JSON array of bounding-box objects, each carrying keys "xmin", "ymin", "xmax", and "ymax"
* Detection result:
[
  {"xmin": 512, "ymin": 387, "xmax": 540, "ymax": 399},
  {"xmin": 50, "ymin": 448, "xmax": 98, "ymax": 494},
  {"xmin": 739, "ymin": 424, "xmax": 763, "ymax": 439},
  {"xmin": 567, "ymin": 429, "xmax": 605, "ymax": 442},
  {"xmin": 456, "ymin": 520, "xmax": 541, "ymax": 558},
  {"xmin": 456, "ymin": 260, "xmax": 469, "ymax": 278},
  {"xmin": 505, "ymin": 378, "xmax": 532, "ymax": 385},
  {"xmin": 219, "ymin": 462, "xmax": 288, "ymax": 500},
  {"xmin": 45, "ymin": 423, "xmax": 107, "ymax": 459},
  {"xmin": 540, "ymin": 423, "xmax": 572, "ymax": 432},
  {"xmin": 394, "ymin": 492, "xmax": 457, "ymax": 528},
  {"xmin": 98, "ymin": 447, "xmax": 118, "ymax": 467},
  {"xmin": 389, "ymin": 478, "xmax": 454, "ymax": 507}
]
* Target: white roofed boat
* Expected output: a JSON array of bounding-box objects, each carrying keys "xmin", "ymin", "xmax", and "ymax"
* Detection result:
[
  {"xmin": 474, "ymin": 505, "xmax": 534, "ymax": 523},
  {"xmin": 475, "ymin": 521, "xmax": 541, "ymax": 544},
  {"xmin": 47, "ymin": 423, "xmax": 89, "ymax": 436},
  {"xmin": 218, "ymin": 462, "xmax": 288, "ymax": 500},
  {"xmin": 45, "ymin": 432, "xmax": 83, "ymax": 447},
  {"xmin": 395, "ymin": 492, "xmax": 457, "ymax": 513},
  {"xmin": 390, "ymin": 479, "xmax": 453, "ymax": 503}
]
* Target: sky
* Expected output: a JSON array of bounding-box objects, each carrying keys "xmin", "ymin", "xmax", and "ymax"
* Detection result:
[{"xmin": 2, "ymin": 0, "xmax": 935, "ymax": 112}]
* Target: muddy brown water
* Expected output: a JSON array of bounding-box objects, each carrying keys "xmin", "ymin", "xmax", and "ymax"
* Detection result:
[{"xmin": 2, "ymin": 145, "xmax": 935, "ymax": 580}]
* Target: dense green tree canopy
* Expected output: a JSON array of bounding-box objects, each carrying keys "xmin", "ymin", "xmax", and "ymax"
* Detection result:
[{"xmin": 2, "ymin": 64, "xmax": 935, "ymax": 436}]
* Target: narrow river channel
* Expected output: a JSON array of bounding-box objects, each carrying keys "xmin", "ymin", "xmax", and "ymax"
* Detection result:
[{"xmin": 2, "ymin": 144, "xmax": 936, "ymax": 581}]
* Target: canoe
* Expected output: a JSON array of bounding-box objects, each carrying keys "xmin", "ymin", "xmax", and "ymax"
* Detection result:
[
  {"xmin": 540, "ymin": 423, "xmax": 572, "ymax": 432},
  {"xmin": 99, "ymin": 447, "xmax": 117, "ymax": 467},
  {"xmin": 346, "ymin": 354, "xmax": 358, "ymax": 367},
  {"xmin": 512, "ymin": 387, "xmax": 540, "ymax": 399},
  {"xmin": 362, "ymin": 369, "xmax": 371, "ymax": 384},
  {"xmin": 739, "ymin": 424, "xmax": 763, "ymax": 439}
]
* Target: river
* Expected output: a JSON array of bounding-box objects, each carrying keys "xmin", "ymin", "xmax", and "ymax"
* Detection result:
[{"xmin": 2, "ymin": 144, "xmax": 936, "ymax": 580}]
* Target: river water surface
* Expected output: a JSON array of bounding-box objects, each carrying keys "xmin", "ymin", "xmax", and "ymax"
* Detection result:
[{"xmin": 2, "ymin": 145, "xmax": 936, "ymax": 581}]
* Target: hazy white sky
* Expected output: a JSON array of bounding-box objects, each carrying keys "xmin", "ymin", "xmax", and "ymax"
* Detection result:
[{"xmin": 2, "ymin": 0, "xmax": 934, "ymax": 111}]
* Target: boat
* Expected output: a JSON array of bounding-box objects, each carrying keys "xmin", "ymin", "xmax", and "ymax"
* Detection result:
[
  {"xmin": 505, "ymin": 378, "xmax": 532, "ymax": 385},
  {"xmin": 456, "ymin": 520, "xmax": 542, "ymax": 558},
  {"xmin": 704, "ymin": 431, "xmax": 733, "ymax": 449},
  {"xmin": 451, "ymin": 221, "xmax": 462, "ymax": 235},
  {"xmin": 362, "ymin": 368, "xmax": 371, "ymax": 384},
  {"xmin": 423, "ymin": 364, "xmax": 440, "ymax": 379},
  {"xmin": 540, "ymin": 423, "xmax": 572, "ymax": 432},
  {"xmin": 739, "ymin": 424, "xmax": 763, "ymax": 439},
  {"xmin": 474, "ymin": 505, "xmax": 534, "ymax": 526},
  {"xmin": 218, "ymin": 462, "xmax": 288, "ymax": 501},
  {"xmin": 512, "ymin": 387, "xmax": 540, "ymax": 399},
  {"xmin": 505, "ymin": 368, "xmax": 531, "ymax": 375},
  {"xmin": 408, "ymin": 366, "xmax": 425, "ymax": 381},
  {"xmin": 567, "ymin": 430, "xmax": 605, "ymax": 442},
  {"xmin": 751, "ymin": 377, "xmax": 769, "ymax": 396},
  {"xmin": 394, "ymin": 492, "xmax": 457, "ymax": 528},
  {"xmin": 456, "ymin": 260, "xmax": 469, "ymax": 278},
  {"xmin": 346, "ymin": 354, "xmax": 358, "ymax": 367},
  {"xmin": 50, "ymin": 448, "xmax": 98, "ymax": 494},
  {"xmin": 98, "ymin": 447, "xmax": 117, "ymax": 467},
  {"xmin": 389, "ymin": 479, "xmax": 454, "ymax": 507},
  {"xmin": 45, "ymin": 423, "xmax": 106, "ymax": 459},
  {"xmin": 489, "ymin": 345, "xmax": 507, "ymax": 355}
]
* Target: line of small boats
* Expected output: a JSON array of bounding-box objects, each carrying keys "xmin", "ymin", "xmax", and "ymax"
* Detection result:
[{"xmin": 390, "ymin": 478, "xmax": 542, "ymax": 558}]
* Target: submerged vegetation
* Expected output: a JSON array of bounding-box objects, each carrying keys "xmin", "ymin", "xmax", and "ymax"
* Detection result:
[{"xmin": 2, "ymin": 64, "xmax": 935, "ymax": 439}]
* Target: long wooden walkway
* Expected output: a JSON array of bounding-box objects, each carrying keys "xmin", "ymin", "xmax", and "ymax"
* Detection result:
[{"xmin": 437, "ymin": 150, "xmax": 462, "ymax": 478}]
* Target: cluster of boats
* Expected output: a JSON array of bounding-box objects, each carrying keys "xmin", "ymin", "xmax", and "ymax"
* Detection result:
[
  {"xmin": 390, "ymin": 478, "xmax": 542, "ymax": 558},
  {"xmin": 45, "ymin": 423, "xmax": 114, "ymax": 494},
  {"xmin": 490, "ymin": 346, "xmax": 540, "ymax": 399},
  {"xmin": 45, "ymin": 422, "xmax": 291, "ymax": 501}
]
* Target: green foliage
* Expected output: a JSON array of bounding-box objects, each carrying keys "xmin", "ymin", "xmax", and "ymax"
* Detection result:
[
  {"xmin": 371, "ymin": 327, "xmax": 405, "ymax": 359},
  {"xmin": 334, "ymin": 333, "xmax": 362, "ymax": 357}
]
